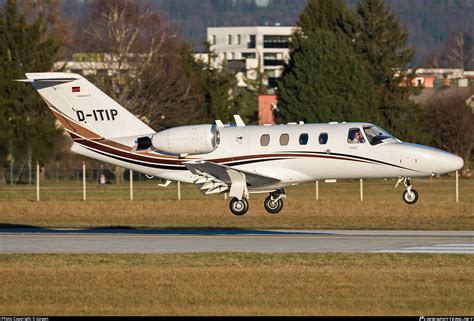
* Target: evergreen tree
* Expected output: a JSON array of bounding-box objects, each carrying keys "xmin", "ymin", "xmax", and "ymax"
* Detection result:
[
  {"xmin": 353, "ymin": 0, "xmax": 427, "ymax": 143},
  {"xmin": 277, "ymin": 29, "xmax": 379, "ymax": 123},
  {"xmin": 298, "ymin": 0, "xmax": 356, "ymax": 39},
  {"xmin": 187, "ymin": 41, "xmax": 258, "ymax": 125},
  {"xmin": 354, "ymin": 0, "xmax": 414, "ymax": 89},
  {"xmin": 0, "ymin": 0, "xmax": 61, "ymax": 166}
]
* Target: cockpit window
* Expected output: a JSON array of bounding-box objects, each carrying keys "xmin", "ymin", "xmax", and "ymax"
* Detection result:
[
  {"xmin": 363, "ymin": 125, "xmax": 393, "ymax": 146},
  {"xmin": 347, "ymin": 128, "xmax": 366, "ymax": 144}
]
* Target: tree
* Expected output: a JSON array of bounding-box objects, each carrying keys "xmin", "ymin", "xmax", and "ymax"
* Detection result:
[
  {"xmin": 354, "ymin": 0, "xmax": 414, "ymax": 92},
  {"xmin": 186, "ymin": 41, "xmax": 258, "ymax": 125},
  {"xmin": 353, "ymin": 0, "xmax": 426, "ymax": 143},
  {"xmin": 440, "ymin": 31, "xmax": 474, "ymax": 70},
  {"xmin": 75, "ymin": 0, "xmax": 202, "ymax": 131},
  {"xmin": 0, "ymin": 0, "xmax": 62, "ymax": 168},
  {"xmin": 424, "ymin": 87, "xmax": 474, "ymax": 176},
  {"xmin": 277, "ymin": 29, "xmax": 379, "ymax": 123},
  {"xmin": 17, "ymin": 0, "xmax": 70, "ymax": 59},
  {"xmin": 297, "ymin": 0, "xmax": 356, "ymax": 39}
]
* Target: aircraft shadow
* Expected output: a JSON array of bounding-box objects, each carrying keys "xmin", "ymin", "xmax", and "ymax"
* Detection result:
[{"xmin": 0, "ymin": 223, "xmax": 330, "ymax": 236}]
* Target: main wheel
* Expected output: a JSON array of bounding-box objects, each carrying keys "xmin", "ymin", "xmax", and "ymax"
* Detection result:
[
  {"xmin": 229, "ymin": 197, "xmax": 249, "ymax": 216},
  {"xmin": 264, "ymin": 195, "xmax": 284, "ymax": 214},
  {"xmin": 403, "ymin": 189, "xmax": 419, "ymax": 205}
]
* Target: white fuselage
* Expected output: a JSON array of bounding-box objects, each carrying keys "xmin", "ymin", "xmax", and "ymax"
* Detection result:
[{"xmin": 72, "ymin": 122, "xmax": 463, "ymax": 193}]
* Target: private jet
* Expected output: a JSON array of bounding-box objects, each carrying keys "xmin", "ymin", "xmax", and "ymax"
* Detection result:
[{"xmin": 21, "ymin": 72, "xmax": 464, "ymax": 215}]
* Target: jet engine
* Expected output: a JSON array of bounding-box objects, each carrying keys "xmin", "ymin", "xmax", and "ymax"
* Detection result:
[{"xmin": 150, "ymin": 124, "xmax": 220, "ymax": 156}]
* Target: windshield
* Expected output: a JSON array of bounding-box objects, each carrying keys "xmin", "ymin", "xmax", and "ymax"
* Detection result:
[{"xmin": 363, "ymin": 125, "xmax": 393, "ymax": 145}]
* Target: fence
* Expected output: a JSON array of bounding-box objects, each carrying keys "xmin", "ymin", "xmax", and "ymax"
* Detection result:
[{"xmin": 0, "ymin": 163, "xmax": 467, "ymax": 203}]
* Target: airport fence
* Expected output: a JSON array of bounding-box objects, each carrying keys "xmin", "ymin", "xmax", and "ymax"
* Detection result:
[{"xmin": 0, "ymin": 163, "xmax": 470, "ymax": 203}]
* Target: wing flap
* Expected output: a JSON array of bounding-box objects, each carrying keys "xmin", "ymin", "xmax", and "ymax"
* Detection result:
[{"xmin": 184, "ymin": 160, "xmax": 280, "ymax": 188}]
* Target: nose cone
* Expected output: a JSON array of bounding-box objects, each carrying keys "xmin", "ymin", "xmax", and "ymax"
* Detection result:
[{"xmin": 437, "ymin": 152, "xmax": 464, "ymax": 174}]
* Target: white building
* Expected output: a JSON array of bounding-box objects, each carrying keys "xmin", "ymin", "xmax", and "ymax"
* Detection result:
[{"xmin": 197, "ymin": 26, "xmax": 295, "ymax": 89}]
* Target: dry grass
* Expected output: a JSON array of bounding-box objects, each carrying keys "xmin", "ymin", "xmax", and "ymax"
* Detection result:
[
  {"xmin": 0, "ymin": 178, "xmax": 473, "ymax": 230},
  {"xmin": 0, "ymin": 253, "xmax": 472, "ymax": 316}
]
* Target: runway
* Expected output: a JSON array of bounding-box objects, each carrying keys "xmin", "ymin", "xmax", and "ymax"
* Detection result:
[{"xmin": 1, "ymin": 228, "xmax": 473, "ymax": 254}]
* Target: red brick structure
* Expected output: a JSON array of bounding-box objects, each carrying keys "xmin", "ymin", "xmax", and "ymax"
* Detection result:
[{"xmin": 258, "ymin": 94, "xmax": 277, "ymax": 125}]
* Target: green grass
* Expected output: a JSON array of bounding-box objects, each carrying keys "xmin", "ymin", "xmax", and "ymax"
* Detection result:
[{"xmin": 0, "ymin": 253, "xmax": 472, "ymax": 316}]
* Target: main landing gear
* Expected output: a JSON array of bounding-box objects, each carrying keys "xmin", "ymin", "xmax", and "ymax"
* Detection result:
[
  {"xmin": 396, "ymin": 177, "xmax": 419, "ymax": 205},
  {"xmin": 228, "ymin": 189, "xmax": 286, "ymax": 216},
  {"xmin": 264, "ymin": 189, "xmax": 286, "ymax": 214},
  {"xmin": 229, "ymin": 197, "xmax": 249, "ymax": 216}
]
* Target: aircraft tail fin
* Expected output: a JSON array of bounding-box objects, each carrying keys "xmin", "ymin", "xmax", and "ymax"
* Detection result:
[{"xmin": 24, "ymin": 72, "xmax": 155, "ymax": 140}]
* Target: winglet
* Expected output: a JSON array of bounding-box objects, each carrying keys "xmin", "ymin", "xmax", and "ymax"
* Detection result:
[
  {"xmin": 233, "ymin": 115, "xmax": 245, "ymax": 127},
  {"xmin": 215, "ymin": 120, "xmax": 225, "ymax": 128},
  {"xmin": 14, "ymin": 79, "xmax": 34, "ymax": 82}
]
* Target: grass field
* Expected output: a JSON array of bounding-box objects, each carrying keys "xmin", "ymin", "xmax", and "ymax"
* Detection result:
[
  {"xmin": 0, "ymin": 253, "xmax": 472, "ymax": 316},
  {"xmin": 0, "ymin": 178, "xmax": 473, "ymax": 230},
  {"xmin": 1, "ymin": 179, "xmax": 472, "ymax": 316}
]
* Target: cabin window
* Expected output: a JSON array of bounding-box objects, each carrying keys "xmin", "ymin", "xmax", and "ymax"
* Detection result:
[
  {"xmin": 319, "ymin": 133, "xmax": 328, "ymax": 145},
  {"xmin": 279, "ymin": 134, "xmax": 289, "ymax": 146},
  {"xmin": 347, "ymin": 128, "xmax": 366, "ymax": 144},
  {"xmin": 299, "ymin": 133, "xmax": 309, "ymax": 145},
  {"xmin": 260, "ymin": 134, "xmax": 270, "ymax": 146}
]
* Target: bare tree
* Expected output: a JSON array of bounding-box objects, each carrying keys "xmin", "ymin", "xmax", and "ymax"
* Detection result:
[
  {"xmin": 441, "ymin": 31, "xmax": 474, "ymax": 70},
  {"xmin": 17, "ymin": 0, "xmax": 70, "ymax": 59},
  {"xmin": 76, "ymin": 0, "xmax": 202, "ymax": 131},
  {"xmin": 425, "ymin": 87, "xmax": 474, "ymax": 176}
]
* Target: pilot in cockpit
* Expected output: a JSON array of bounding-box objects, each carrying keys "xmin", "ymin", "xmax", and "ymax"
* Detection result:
[{"xmin": 348, "ymin": 129, "xmax": 366, "ymax": 144}]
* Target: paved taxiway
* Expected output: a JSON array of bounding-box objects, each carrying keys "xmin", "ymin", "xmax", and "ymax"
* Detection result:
[{"xmin": 0, "ymin": 229, "xmax": 472, "ymax": 254}]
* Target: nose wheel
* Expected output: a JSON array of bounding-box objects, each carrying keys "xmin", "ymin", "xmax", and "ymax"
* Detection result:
[
  {"xmin": 229, "ymin": 197, "xmax": 249, "ymax": 216},
  {"xmin": 264, "ymin": 190, "xmax": 285, "ymax": 214},
  {"xmin": 403, "ymin": 189, "xmax": 418, "ymax": 204},
  {"xmin": 396, "ymin": 178, "xmax": 419, "ymax": 205}
]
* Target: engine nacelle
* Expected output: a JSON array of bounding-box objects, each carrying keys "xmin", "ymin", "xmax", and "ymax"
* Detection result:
[{"xmin": 151, "ymin": 124, "xmax": 220, "ymax": 156}]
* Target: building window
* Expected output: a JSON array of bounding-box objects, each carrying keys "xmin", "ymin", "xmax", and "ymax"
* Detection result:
[
  {"xmin": 263, "ymin": 52, "xmax": 285, "ymax": 66},
  {"xmin": 280, "ymin": 134, "xmax": 289, "ymax": 146},
  {"xmin": 260, "ymin": 134, "xmax": 270, "ymax": 146},
  {"xmin": 319, "ymin": 133, "xmax": 328, "ymax": 145},
  {"xmin": 263, "ymin": 35, "xmax": 289, "ymax": 48},
  {"xmin": 222, "ymin": 52, "xmax": 227, "ymax": 60},
  {"xmin": 237, "ymin": 34, "xmax": 241, "ymax": 45},
  {"xmin": 242, "ymin": 52, "xmax": 256, "ymax": 59},
  {"xmin": 230, "ymin": 52, "xmax": 235, "ymax": 60},
  {"xmin": 248, "ymin": 35, "xmax": 256, "ymax": 49},
  {"xmin": 211, "ymin": 35, "xmax": 216, "ymax": 45},
  {"xmin": 227, "ymin": 34, "xmax": 232, "ymax": 45},
  {"xmin": 299, "ymin": 133, "xmax": 309, "ymax": 145}
]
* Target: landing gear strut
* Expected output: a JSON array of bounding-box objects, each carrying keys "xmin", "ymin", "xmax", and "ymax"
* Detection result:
[
  {"xmin": 396, "ymin": 178, "xmax": 419, "ymax": 205},
  {"xmin": 229, "ymin": 197, "xmax": 249, "ymax": 216},
  {"xmin": 264, "ymin": 189, "xmax": 286, "ymax": 214}
]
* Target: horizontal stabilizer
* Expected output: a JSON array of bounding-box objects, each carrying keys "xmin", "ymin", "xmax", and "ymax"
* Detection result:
[{"xmin": 15, "ymin": 77, "xmax": 79, "ymax": 83}]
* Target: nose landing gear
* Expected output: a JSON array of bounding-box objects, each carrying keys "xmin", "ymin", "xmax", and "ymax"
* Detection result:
[{"xmin": 396, "ymin": 178, "xmax": 419, "ymax": 205}]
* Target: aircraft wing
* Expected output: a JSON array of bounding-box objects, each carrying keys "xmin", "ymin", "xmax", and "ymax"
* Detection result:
[{"xmin": 184, "ymin": 160, "xmax": 280, "ymax": 197}]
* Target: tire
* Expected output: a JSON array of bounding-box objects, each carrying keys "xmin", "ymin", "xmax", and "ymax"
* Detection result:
[
  {"xmin": 229, "ymin": 197, "xmax": 249, "ymax": 216},
  {"xmin": 403, "ymin": 189, "xmax": 419, "ymax": 205},
  {"xmin": 264, "ymin": 195, "xmax": 284, "ymax": 214}
]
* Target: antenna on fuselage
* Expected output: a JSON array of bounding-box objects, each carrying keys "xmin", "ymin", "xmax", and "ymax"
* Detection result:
[
  {"xmin": 233, "ymin": 115, "xmax": 245, "ymax": 127},
  {"xmin": 214, "ymin": 120, "xmax": 225, "ymax": 128}
]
